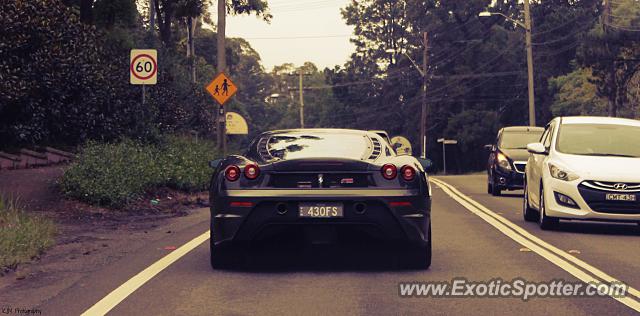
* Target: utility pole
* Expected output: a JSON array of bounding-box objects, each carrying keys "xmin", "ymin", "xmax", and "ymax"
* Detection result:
[
  {"xmin": 299, "ymin": 69, "xmax": 305, "ymax": 128},
  {"xmin": 524, "ymin": 0, "xmax": 536, "ymax": 126},
  {"xmin": 216, "ymin": 0, "xmax": 227, "ymax": 155},
  {"xmin": 421, "ymin": 32, "xmax": 428, "ymax": 159}
]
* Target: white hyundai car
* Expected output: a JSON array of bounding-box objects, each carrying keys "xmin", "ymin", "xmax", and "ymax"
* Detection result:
[{"xmin": 523, "ymin": 116, "xmax": 640, "ymax": 230}]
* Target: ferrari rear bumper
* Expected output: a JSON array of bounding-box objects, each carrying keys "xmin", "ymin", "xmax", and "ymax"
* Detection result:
[{"xmin": 211, "ymin": 188, "xmax": 431, "ymax": 247}]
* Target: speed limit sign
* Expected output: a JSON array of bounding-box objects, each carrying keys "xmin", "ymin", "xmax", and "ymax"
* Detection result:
[{"xmin": 130, "ymin": 49, "xmax": 157, "ymax": 85}]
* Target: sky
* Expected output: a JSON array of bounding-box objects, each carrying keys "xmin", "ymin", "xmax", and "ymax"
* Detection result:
[{"xmin": 222, "ymin": 0, "xmax": 355, "ymax": 71}]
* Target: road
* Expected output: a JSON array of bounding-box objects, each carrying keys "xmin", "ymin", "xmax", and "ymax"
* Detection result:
[{"xmin": 31, "ymin": 174, "xmax": 640, "ymax": 315}]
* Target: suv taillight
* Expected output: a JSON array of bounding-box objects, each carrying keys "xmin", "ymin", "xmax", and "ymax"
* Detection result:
[
  {"xmin": 381, "ymin": 164, "xmax": 397, "ymax": 180},
  {"xmin": 400, "ymin": 165, "xmax": 416, "ymax": 181},
  {"xmin": 244, "ymin": 164, "xmax": 260, "ymax": 180},
  {"xmin": 225, "ymin": 165, "xmax": 240, "ymax": 181}
]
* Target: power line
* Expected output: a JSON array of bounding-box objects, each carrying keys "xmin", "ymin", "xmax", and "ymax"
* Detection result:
[
  {"xmin": 243, "ymin": 34, "xmax": 351, "ymax": 40},
  {"xmin": 531, "ymin": 15, "xmax": 600, "ymax": 39},
  {"xmin": 531, "ymin": 19, "xmax": 595, "ymax": 46},
  {"xmin": 605, "ymin": 22, "xmax": 640, "ymax": 32}
]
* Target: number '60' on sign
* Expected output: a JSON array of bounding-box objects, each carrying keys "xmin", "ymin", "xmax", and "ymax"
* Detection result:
[{"xmin": 130, "ymin": 49, "xmax": 157, "ymax": 85}]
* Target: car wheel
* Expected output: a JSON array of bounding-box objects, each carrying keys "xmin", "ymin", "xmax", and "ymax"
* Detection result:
[
  {"xmin": 487, "ymin": 172, "xmax": 493, "ymax": 194},
  {"xmin": 539, "ymin": 186, "xmax": 559, "ymax": 230},
  {"xmin": 491, "ymin": 174, "xmax": 502, "ymax": 196},
  {"xmin": 523, "ymin": 177, "xmax": 538, "ymax": 222},
  {"xmin": 210, "ymin": 241, "xmax": 244, "ymax": 270},
  {"xmin": 400, "ymin": 224, "xmax": 432, "ymax": 270}
]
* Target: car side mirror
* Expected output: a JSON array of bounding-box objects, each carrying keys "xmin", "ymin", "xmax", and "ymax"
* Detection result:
[
  {"xmin": 527, "ymin": 143, "xmax": 547, "ymax": 155},
  {"xmin": 418, "ymin": 158, "xmax": 434, "ymax": 172},
  {"xmin": 208, "ymin": 159, "xmax": 223, "ymax": 169},
  {"xmin": 484, "ymin": 144, "xmax": 493, "ymax": 151}
]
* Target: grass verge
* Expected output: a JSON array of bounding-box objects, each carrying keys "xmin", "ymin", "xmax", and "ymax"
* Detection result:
[{"xmin": 0, "ymin": 196, "xmax": 56, "ymax": 273}]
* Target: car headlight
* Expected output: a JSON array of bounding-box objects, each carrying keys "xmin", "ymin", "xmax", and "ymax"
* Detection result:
[
  {"xmin": 497, "ymin": 152, "xmax": 512, "ymax": 171},
  {"xmin": 548, "ymin": 163, "xmax": 579, "ymax": 181}
]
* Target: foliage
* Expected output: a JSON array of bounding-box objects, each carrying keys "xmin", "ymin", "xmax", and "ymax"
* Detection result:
[
  {"xmin": 0, "ymin": 196, "xmax": 56, "ymax": 272},
  {"xmin": 60, "ymin": 137, "xmax": 220, "ymax": 208},
  {"xmin": 0, "ymin": 0, "xmax": 237, "ymax": 150},
  {"xmin": 548, "ymin": 67, "xmax": 608, "ymax": 116},
  {"xmin": 577, "ymin": 0, "xmax": 640, "ymax": 116},
  {"xmin": 93, "ymin": 0, "xmax": 138, "ymax": 28},
  {"xmin": 332, "ymin": 0, "xmax": 638, "ymax": 172},
  {"xmin": 443, "ymin": 110, "xmax": 500, "ymax": 171}
]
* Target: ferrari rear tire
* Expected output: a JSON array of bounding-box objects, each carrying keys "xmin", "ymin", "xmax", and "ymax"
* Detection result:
[
  {"xmin": 210, "ymin": 241, "xmax": 244, "ymax": 270},
  {"xmin": 400, "ymin": 224, "xmax": 432, "ymax": 270}
]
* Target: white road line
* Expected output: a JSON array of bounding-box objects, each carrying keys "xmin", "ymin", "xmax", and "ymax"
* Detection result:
[
  {"xmin": 81, "ymin": 231, "xmax": 210, "ymax": 316},
  {"xmin": 431, "ymin": 178, "xmax": 640, "ymax": 312},
  {"xmin": 432, "ymin": 178, "xmax": 640, "ymax": 300}
]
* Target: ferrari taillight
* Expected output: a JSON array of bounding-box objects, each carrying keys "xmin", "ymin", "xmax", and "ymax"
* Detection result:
[
  {"xmin": 400, "ymin": 165, "xmax": 416, "ymax": 181},
  {"xmin": 225, "ymin": 165, "xmax": 241, "ymax": 181},
  {"xmin": 381, "ymin": 164, "xmax": 397, "ymax": 180},
  {"xmin": 244, "ymin": 164, "xmax": 260, "ymax": 180}
]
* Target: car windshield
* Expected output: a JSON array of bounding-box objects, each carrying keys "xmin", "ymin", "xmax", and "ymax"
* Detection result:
[
  {"xmin": 556, "ymin": 124, "xmax": 640, "ymax": 157},
  {"xmin": 499, "ymin": 132, "xmax": 543, "ymax": 149},
  {"xmin": 265, "ymin": 133, "xmax": 371, "ymax": 160}
]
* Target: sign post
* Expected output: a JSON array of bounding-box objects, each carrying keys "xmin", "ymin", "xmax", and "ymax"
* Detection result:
[
  {"xmin": 206, "ymin": 73, "xmax": 238, "ymax": 156},
  {"xmin": 437, "ymin": 138, "xmax": 458, "ymax": 175},
  {"xmin": 130, "ymin": 49, "xmax": 158, "ymax": 104}
]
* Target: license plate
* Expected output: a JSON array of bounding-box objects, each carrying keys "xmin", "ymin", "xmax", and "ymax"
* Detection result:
[
  {"xmin": 605, "ymin": 193, "xmax": 636, "ymax": 202},
  {"xmin": 299, "ymin": 203, "xmax": 344, "ymax": 218}
]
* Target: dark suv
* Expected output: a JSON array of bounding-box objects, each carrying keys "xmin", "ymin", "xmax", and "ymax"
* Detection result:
[{"xmin": 486, "ymin": 126, "xmax": 544, "ymax": 196}]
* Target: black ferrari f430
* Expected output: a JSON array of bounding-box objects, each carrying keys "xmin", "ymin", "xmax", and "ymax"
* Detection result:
[{"xmin": 208, "ymin": 129, "xmax": 433, "ymax": 269}]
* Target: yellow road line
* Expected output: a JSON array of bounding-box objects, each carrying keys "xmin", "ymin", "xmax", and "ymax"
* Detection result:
[
  {"xmin": 81, "ymin": 231, "xmax": 210, "ymax": 316},
  {"xmin": 431, "ymin": 178, "xmax": 640, "ymax": 312}
]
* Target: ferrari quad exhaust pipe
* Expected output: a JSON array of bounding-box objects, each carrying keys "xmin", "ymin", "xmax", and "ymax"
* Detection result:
[
  {"xmin": 354, "ymin": 203, "xmax": 366, "ymax": 215},
  {"xmin": 276, "ymin": 203, "xmax": 288, "ymax": 215}
]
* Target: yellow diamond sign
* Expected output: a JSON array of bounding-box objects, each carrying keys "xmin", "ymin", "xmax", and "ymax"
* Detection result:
[{"xmin": 206, "ymin": 72, "xmax": 238, "ymax": 105}]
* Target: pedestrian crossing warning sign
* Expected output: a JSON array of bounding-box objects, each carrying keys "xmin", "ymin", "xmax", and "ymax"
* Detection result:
[{"xmin": 206, "ymin": 73, "xmax": 237, "ymax": 105}]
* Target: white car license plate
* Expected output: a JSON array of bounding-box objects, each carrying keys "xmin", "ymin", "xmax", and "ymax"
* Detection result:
[
  {"xmin": 605, "ymin": 193, "xmax": 636, "ymax": 202},
  {"xmin": 299, "ymin": 203, "xmax": 344, "ymax": 218}
]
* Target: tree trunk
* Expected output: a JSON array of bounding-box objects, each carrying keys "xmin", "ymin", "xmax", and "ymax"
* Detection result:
[
  {"xmin": 155, "ymin": 0, "xmax": 173, "ymax": 45},
  {"xmin": 80, "ymin": 0, "xmax": 93, "ymax": 24},
  {"xmin": 186, "ymin": 18, "xmax": 192, "ymax": 57},
  {"xmin": 187, "ymin": 16, "xmax": 197, "ymax": 83},
  {"xmin": 149, "ymin": 0, "xmax": 156, "ymax": 33},
  {"xmin": 191, "ymin": 16, "xmax": 197, "ymax": 83}
]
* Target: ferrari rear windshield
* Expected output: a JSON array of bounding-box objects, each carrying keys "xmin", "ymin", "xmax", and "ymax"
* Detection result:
[{"xmin": 264, "ymin": 132, "xmax": 371, "ymax": 160}]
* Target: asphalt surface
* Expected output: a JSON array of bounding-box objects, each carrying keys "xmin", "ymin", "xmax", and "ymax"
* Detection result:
[{"xmin": 28, "ymin": 174, "xmax": 640, "ymax": 315}]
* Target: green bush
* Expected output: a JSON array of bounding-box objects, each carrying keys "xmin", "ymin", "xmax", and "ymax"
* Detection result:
[
  {"xmin": 60, "ymin": 136, "xmax": 220, "ymax": 208},
  {"xmin": 0, "ymin": 196, "xmax": 56, "ymax": 272},
  {"xmin": 159, "ymin": 136, "xmax": 219, "ymax": 192}
]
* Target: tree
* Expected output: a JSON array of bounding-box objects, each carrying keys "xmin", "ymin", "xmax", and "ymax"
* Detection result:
[
  {"xmin": 154, "ymin": 0, "xmax": 176, "ymax": 45},
  {"xmin": 93, "ymin": 0, "xmax": 138, "ymax": 29},
  {"xmin": 175, "ymin": 0, "xmax": 206, "ymax": 82},
  {"xmin": 578, "ymin": 0, "xmax": 640, "ymax": 117},
  {"xmin": 548, "ymin": 67, "xmax": 608, "ymax": 116}
]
